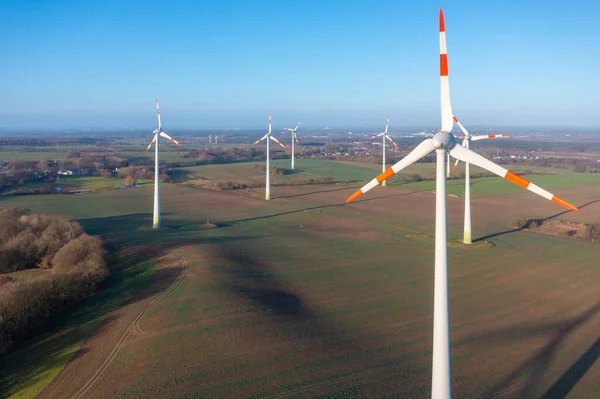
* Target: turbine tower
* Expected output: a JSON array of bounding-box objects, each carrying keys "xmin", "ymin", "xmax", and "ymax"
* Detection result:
[
  {"xmin": 452, "ymin": 116, "xmax": 510, "ymax": 244},
  {"xmin": 283, "ymin": 121, "xmax": 301, "ymax": 170},
  {"xmin": 345, "ymin": 9, "xmax": 578, "ymax": 399},
  {"xmin": 144, "ymin": 98, "xmax": 181, "ymax": 228},
  {"xmin": 371, "ymin": 116, "xmax": 398, "ymax": 187},
  {"xmin": 252, "ymin": 113, "xmax": 286, "ymax": 200}
]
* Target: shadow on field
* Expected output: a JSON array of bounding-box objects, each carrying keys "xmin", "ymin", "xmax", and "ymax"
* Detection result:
[
  {"xmin": 274, "ymin": 185, "xmax": 357, "ymax": 199},
  {"xmin": 225, "ymin": 189, "xmax": 428, "ymax": 225},
  {"xmin": 1, "ymin": 213, "xmax": 252, "ymax": 398},
  {"xmin": 541, "ymin": 336, "xmax": 600, "ymax": 398},
  {"xmin": 474, "ymin": 198, "xmax": 600, "ymax": 243},
  {"xmin": 207, "ymin": 243, "xmax": 422, "ymax": 394},
  {"xmin": 473, "ymin": 299, "xmax": 600, "ymax": 398},
  {"xmin": 78, "ymin": 213, "xmax": 253, "ymax": 250}
]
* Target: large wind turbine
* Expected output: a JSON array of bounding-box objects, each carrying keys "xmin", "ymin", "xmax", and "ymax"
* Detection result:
[
  {"xmin": 283, "ymin": 121, "xmax": 301, "ymax": 170},
  {"xmin": 345, "ymin": 9, "xmax": 578, "ymax": 399},
  {"xmin": 145, "ymin": 98, "xmax": 181, "ymax": 228},
  {"xmin": 371, "ymin": 116, "xmax": 398, "ymax": 187},
  {"xmin": 252, "ymin": 113, "xmax": 286, "ymax": 200},
  {"xmin": 451, "ymin": 116, "xmax": 510, "ymax": 244}
]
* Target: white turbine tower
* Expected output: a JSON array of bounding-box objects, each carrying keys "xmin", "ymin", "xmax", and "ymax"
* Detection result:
[
  {"xmin": 371, "ymin": 116, "xmax": 398, "ymax": 187},
  {"xmin": 283, "ymin": 121, "xmax": 301, "ymax": 170},
  {"xmin": 345, "ymin": 9, "xmax": 578, "ymax": 399},
  {"xmin": 145, "ymin": 98, "xmax": 181, "ymax": 228},
  {"xmin": 252, "ymin": 113, "xmax": 286, "ymax": 200},
  {"xmin": 451, "ymin": 116, "xmax": 510, "ymax": 244}
]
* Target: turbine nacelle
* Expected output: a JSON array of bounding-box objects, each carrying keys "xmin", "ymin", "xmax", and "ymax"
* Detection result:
[{"xmin": 432, "ymin": 132, "xmax": 456, "ymax": 150}]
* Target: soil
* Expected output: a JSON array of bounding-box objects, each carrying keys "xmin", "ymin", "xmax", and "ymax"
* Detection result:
[{"xmin": 35, "ymin": 182, "xmax": 600, "ymax": 399}]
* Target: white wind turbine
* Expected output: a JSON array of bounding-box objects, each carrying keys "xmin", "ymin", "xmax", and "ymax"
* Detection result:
[
  {"xmin": 345, "ymin": 9, "xmax": 578, "ymax": 399},
  {"xmin": 283, "ymin": 121, "xmax": 301, "ymax": 170},
  {"xmin": 451, "ymin": 116, "xmax": 510, "ymax": 244},
  {"xmin": 252, "ymin": 113, "xmax": 286, "ymax": 200},
  {"xmin": 371, "ymin": 116, "xmax": 398, "ymax": 187},
  {"xmin": 144, "ymin": 98, "xmax": 182, "ymax": 228}
]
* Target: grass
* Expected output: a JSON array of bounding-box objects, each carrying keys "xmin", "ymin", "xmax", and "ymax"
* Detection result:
[
  {"xmin": 0, "ymin": 176, "xmax": 152, "ymax": 194},
  {"xmin": 177, "ymin": 159, "xmax": 598, "ymax": 198},
  {"xmin": 0, "ymin": 253, "xmax": 157, "ymax": 398}
]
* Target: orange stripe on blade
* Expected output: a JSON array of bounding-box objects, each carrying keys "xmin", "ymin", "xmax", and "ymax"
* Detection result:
[
  {"xmin": 346, "ymin": 190, "xmax": 363, "ymax": 203},
  {"xmin": 551, "ymin": 196, "xmax": 579, "ymax": 211},
  {"xmin": 504, "ymin": 171, "xmax": 530, "ymax": 189},
  {"xmin": 489, "ymin": 134, "xmax": 496, "ymax": 138},
  {"xmin": 439, "ymin": 9, "xmax": 445, "ymax": 32},
  {"xmin": 453, "ymin": 116, "xmax": 458, "ymax": 122},
  {"xmin": 376, "ymin": 167, "xmax": 396, "ymax": 183},
  {"xmin": 440, "ymin": 54, "xmax": 448, "ymax": 76}
]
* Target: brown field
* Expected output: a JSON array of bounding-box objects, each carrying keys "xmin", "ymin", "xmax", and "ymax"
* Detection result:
[{"xmin": 2, "ymin": 179, "xmax": 600, "ymax": 398}]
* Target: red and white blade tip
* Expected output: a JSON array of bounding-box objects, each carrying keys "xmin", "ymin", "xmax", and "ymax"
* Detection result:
[{"xmin": 439, "ymin": 9, "xmax": 445, "ymax": 32}]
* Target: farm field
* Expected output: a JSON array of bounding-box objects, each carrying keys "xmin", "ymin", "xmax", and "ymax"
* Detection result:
[
  {"xmin": 0, "ymin": 177, "xmax": 153, "ymax": 194},
  {"xmin": 0, "ymin": 165, "xmax": 599, "ymax": 398},
  {"xmin": 180, "ymin": 159, "xmax": 599, "ymax": 199}
]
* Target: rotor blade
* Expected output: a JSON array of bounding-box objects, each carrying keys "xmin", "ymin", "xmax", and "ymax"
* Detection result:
[
  {"xmin": 440, "ymin": 9, "xmax": 453, "ymax": 133},
  {"xmin": 295, "ymin": 132, "xmax": 299, "ymax": 144},
  {"xmin": 283, "ymin": 127, "xmax": 293, "ymax": 131},
  {"xmin": 294, "ymin": 121, "xmax": 302, "ymax": 132},
  {"xmin": 449, "ymin": 145, "xmax": 578, "ymax": 211},
  {"xmin": 269, "ymin": 135, "xmax": 287, "ymax": 149},
  {"xmin": 451, "ymin": 116, "xmax": 469, "ymax": 171},
  {"xmin": 252, "ymin": 133, "xmax": 269, "ymax": 145},
  {"xmin": 145, "ymin": 135, "xmax": 157, "ymax": 152},
  {"xmin": 471, "ymin": 134, "xmax": 510, "ymax": 141},
  {"xmin": 385, "ymin": 135, "xmax": 399, "ymax": 148},
  {"xmin": 268, "ymin": 112, "xmax": 272, "ymax": 135},
  {"xmin": 452, "ymin": 157, "xmax": 460, "ymax": 172},
  {"xmin": 384, "ymin": 116, "xmax": 390, "ymax": 134},
  {"xmin": 371, "ymin": 132, "xmax": 386, "ymax": 139},
  {"xmin": 159, "ymin": 131, "xmax": 181, "ymax": 145},
  {"xmin": 346, "ymin": 139, "xmax": 435, "ymax": 203},
  {"xmin": 156, "ymin": 98, "xmax": 161, "ymax": 130},
  {"xmin": 453, "ymin": 116, "xmax": 470, "ymax": 137}
]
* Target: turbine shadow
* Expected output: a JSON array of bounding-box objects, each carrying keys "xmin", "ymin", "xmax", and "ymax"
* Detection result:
[
  {"xmin": 473, "ymin": 299, "xmax": 600, "ymax": 398},
  {"xmin": 540, "ymin": 337, "xmax": 600, "ymax": 399},
  {"xmin": 474, "ymin": 198, "xmax": 600, "ymax": 243},
  {"xmin": 225, "ymin": 189, "xmax": 428, "ymax": 225}
]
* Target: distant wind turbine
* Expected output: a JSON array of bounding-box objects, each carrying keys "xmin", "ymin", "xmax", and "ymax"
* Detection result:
[
  {"xmin": 252, "ymin": 113, "xmax": 286, "ymax": 200},
  {"xmin": 144, "ymin": 98, "xmax": 181, "ymax": 228},
  {"xmin": 451, "ymin": 116, "xmax": 510, "ymax": 244},
  {"xmin": 371, "ymin": 116, "xmax": 398, "ymax": 187},
  {"xmin": 345, "ymin": 9, "xmax": 578, "ymax": 399},
  {"xmin": 283, "ymin": 121, "xmax": 301, "ymax": 170}
]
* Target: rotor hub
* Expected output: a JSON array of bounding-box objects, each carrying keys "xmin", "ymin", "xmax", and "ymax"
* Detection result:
[{"xmin": 432, "ymin": 132, "xmax": 456, "ymax": 149}]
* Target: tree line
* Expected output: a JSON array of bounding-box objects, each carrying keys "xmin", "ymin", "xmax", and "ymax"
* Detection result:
[{"xmin": 0, "ymin": 208, "xmax": 108, "ymax": 355}]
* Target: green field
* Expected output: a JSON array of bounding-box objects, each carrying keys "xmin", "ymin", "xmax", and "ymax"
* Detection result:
[
  {"xmin": 179, "ymin": 159, "xmax": 599, "ymax": 198},
  {"xmin": 0, "ymin": 160, "xmax": 598, "ymax": 398},
  {"xmin": 0, "ymin": 177, "xmax": 153, "ymax": 194}
]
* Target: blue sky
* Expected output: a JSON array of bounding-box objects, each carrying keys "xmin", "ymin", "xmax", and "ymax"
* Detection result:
[{"xmin": 1, "ymin": 0, "xmax": 598, "ymax": 129}]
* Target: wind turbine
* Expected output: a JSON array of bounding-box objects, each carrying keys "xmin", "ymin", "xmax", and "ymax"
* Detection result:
[
  {"xmin": 345, "ymin": 9, "xmax": 578, "ymax": 399},
  {"xmin": 144, "ymin": 98, "xmax": 181, "ymax": 228},
  {"xmin": 252, "ymin": 113, "xmax": 286, "ymax": 200},
  {"xmin": 371, "ymin": 116, "xmax": 398, "ymax": 187},
  {"xmin": 283, "ymin": 121, "xmax": 301, "ymax": 170},
  {"xmin": 451, "ymin": 116, "xmax": 510, "ymax": 244}
]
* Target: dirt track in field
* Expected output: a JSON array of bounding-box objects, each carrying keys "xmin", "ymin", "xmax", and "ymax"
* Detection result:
[{"xmin": 38, "ymin": 251, "xmax": 188, "ymax": 399}]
